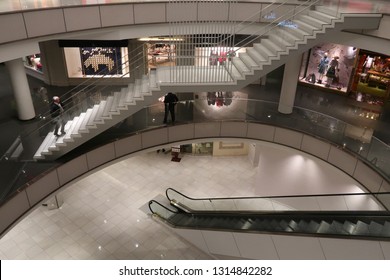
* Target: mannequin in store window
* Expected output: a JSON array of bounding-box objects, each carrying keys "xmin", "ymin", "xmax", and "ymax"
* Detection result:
[
  {"xmin": 363, "ymin": 55, "xmax": 374, "ymax": 73},
  {"xmin": 317, "ymin": 52, "xmax": 329, "ymax": 84},
  {"xmin": 325, "ymin": 56, "xmax": 340, "ymax": 87}
]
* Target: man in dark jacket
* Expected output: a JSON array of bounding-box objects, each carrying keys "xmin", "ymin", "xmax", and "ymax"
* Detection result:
[
  {"xmin": 163, "ymin": 92, "xmax": 179, "ymax": 124},
  {"xmin": 50, "ymin": 96, "xmax": 66, "ymax": 136}
]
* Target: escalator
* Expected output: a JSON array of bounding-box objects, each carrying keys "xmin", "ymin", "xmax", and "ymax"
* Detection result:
[{"xmin": 148, "ymin": 188, "xmax": 390, "ymax": 240}]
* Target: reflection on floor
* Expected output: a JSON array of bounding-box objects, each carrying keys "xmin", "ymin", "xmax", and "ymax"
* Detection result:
[{"xmin": 0, "ymin": 145, "xmax": 370, "ymax": 260}]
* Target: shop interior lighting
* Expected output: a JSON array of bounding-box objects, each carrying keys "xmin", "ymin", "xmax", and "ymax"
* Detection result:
[{"xmin": 138, "ymin": 37, "xmax": 184, "ymax": 41}]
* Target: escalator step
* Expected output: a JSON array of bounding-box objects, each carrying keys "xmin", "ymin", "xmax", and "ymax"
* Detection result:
[
  {"xmin": 343, "ymin": 220, "xmax": 356, "ymax": 235},
  {"xmin": 306, "ymin": 220, "xmax": 320, "ymax": 233},
  {"xmin": 353, "ymin": 221, "xmax": 370, "ymax": 236},
  {"xmin": 317, "ymin": 221, "xmax": 331, "ymax": 234},
  {"xmin": 381, "ymin": 221, "xmax": 390, "ymax": 237},
  {"xmin": 369, "ymin": 221, "xmax": 383, "ymax": 236}
]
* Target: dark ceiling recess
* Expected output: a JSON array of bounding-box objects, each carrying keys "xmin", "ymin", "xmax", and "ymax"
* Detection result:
[{"xmin": 58, "ymin": 40, "xmax": 128, "ymax": 48}]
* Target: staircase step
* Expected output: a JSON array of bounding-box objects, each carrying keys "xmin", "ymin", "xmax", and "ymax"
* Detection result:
[
  {"xmin": 56, "ymin": 121, "xmax": 74, "ymax": 146},
  {"xmin": 34, "ymin": 132, "xmax": 56, "ymax": 159},
  {"xmin": 227, "ymin": 61, "xmax": 245, "ymax": 80},
  {"xmin": 42, "ymin": 133, "xmax": 58, "ymax": 154},
  {"xmin": 63, "ymin": 117, "xmax": 79, "ymax": 142},
  {"xmin": 269, "ymin": 29, "xmax": 299, "ymax": 49},
  {"xmin": 261, "ymin": 38, "xmax": 284, "ymax": 54},
  {"xmin": 110, "ymin": 92, "xmax": 121, "ymax": 114},
  {"xmin": 246, "ymin": 48, "xmax": 268, "ymax": 65},
  {"xmin": 117, "ymin": 89, "xmax": 128, "ymax": 110},
  {"xmin": 149, "ymin": 70, "xmax": 158, "ymax": 89},
  {"xmin": 253, "ymin": 43, "xmax": 277, "ymax": 59},
  {"xmin": 239, "ymin": 53, "xmax": 261, "ymax": 70},
  {"xmin": 86, "ymin": 104, "xmax": 100, "ymax": 128},
  {"xmin": 231, "ymin": 57, "xmax": 252, "ymax": 74},
  {"xmin": 102, "ymin": 96, "xmax": 114, "ymax": 119},
  {"xmin": 293, "ymin": 19, "xmax": 318, "ymax": 35},
  {"xmin": 78, "ymin": 108, "xmax": 94, "ymax": 133},
  {"xmin": 308, "ymin": 10, "xmax": 337, "ymax": 24},
  {"xmin": 134, "ymin": 79, "xmax": 143, "ymax": 99},
  {"xmin": 141, "ymin": 76, "xmax": 151, "ymax": 94},
  {"xmin": 71, "ymin": 113, "xmax": 86, "ymax": 137},
  {"xmin": 299, "ymin": 14, "xmax": 329, "ymax": 30},
  {"xmin": 125, "ymin": 84, "xmax": 136, "ymax": 104},
  {"xmin": 317, "ymin": 221, "xmax": 331, "ymax": 234},
  {"xmin": 343, "ymin": 220, "xmax": 356, "ymax": 235},
  {"xmin": 94, "ymin": 100, "xmax": 107, "ymax": 124}
]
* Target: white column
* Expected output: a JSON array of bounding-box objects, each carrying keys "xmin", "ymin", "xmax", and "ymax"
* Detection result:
[
  {"xmin": 278, "ymin": 54, "xmax": 302, "ymax": 114},
  {"xmin": 5, "ymin": 58, "xmax": 36, "ymax": 120}
]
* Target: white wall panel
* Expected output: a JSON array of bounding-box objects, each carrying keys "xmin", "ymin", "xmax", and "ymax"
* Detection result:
[
  {"xmin": 86, "ymin": 143, "xmax": 116, "ymax": 170},
  {"xmin": 229, "ymin": 3, "xmax": 262, "ymax": 22},
  {"xmin": 25, "ymin": 170, "xmax": 60, "ymax": 207},
  {"xmin": 220, "ymin": 122, "xmax": 247, "ymax": 137},
  {"xmin": 247, "ymin": 123, "xmax": 275, "ymax": 142},
  {"xmin": 141, "ymin": 128, "xmax": 168, "ymax": 148},
  {"xmin": 114, "ymin": 134, "xmax": 142, "ymax": 158},
  {"xmin": 272, "ymin": 235, "xmax": 325, "ymax": 259},
  {"xmin": 353, "ymin": 161, "xmax": 383, "ymax": 193},
  {"xmin": 23, "ymin": 9, "xmax": 66, "ymax": 38},
  {"xmin": 0, "ymin": 13, "xmax": 27, "ymax": 44},
  {"xmin": 328, "ymin": 146, "xmax": 357, "ymax": 175},
  {"xmin": 56, "ymin": 155, "xmax": 88, "ymax": 186},
  {"xmin": 320, "ymin": 238, "xmax": 385, "ymax": 260},
  {"xmin": 100, "ymin": 4, "xmax": 134, "ymax": 27},
  {"xmin": 380, "ymin": 241, "xmax": 390, "ymax": 260},
  {"xmin": 301, "ymin": 135, "xmax": 331, "ymax": 161},
  {"xmin": 274, "ymin": 128, "xmax": 302, "ymax": 149},
  {"xmin": 168, "ymin": 124, "xmax": 195, "ymax": 142},
  {"xmin": 198, "ymin": 2, "xmax": 229, "ymax": 22},
  {"xmin": 194, "ymin": 123, "xmax": 221, "ymax": 138},
  {"xmin": 133, "ymin": 3, "xmax": 166, "ymax": 24},
  {"xmin": 202, "ymin": 230, "xmax": 241, "ymax": 257},
  {"xmin": 234, "ymin": 232, "xmax": 279, "ymax": 259},
  {"xmin": 0, "ymin": 191, "xmax": 30, "ymax": 237},
  {"xmin": 63, "ymin": 7, "xmax": 101, "ymax": 32},
  {"xmin": 174, "ymin": 228, "xmax": 209, "ymax": 254},
  {"xmin": 167, "ymin": 3, "xmax": 197, "ymax": 22}
]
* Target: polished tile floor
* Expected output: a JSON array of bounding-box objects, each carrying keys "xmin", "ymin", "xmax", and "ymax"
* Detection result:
[
  {"xmin": 0, "ymin": 152, "xmax": 260, "ymax": 260},
  {"xmin": 0, "ymin": 145, "xmax": 372, "ymax": 260}
]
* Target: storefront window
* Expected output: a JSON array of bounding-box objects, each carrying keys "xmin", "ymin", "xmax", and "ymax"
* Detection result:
[
  {"xmin": 299, "ymin": 43, "xmax": 356, "ymax": 93},
  {"xmin": 64, "ymin": 47, "xmax": 129, "ymax": 78},
  {"xmin": 24, "ymin": 54, "xmax": 42, "ymax": 72},
  {"xmin": 350, "ymin": 50, "xmax": 390, "ymax": 106}
]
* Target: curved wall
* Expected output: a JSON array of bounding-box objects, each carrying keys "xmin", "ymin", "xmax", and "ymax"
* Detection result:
[
  {"xmin": 0, "ymin": 122, "xmax": 389, "ymax": 238},
  {"xmin": 0, "ymin": 1, "xmax": 389, "ymax": 63}
]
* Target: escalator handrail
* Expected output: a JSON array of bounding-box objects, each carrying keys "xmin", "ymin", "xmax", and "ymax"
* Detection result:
[
  {"xmin": 148, "ymin": 199, "xmax": 180, "ymax": 216},
  {"xmin": 166, "ymin": 187, "xmax": 390, "ymax": 203}
]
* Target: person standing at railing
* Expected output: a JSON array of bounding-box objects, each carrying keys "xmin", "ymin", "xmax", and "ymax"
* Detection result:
[
  {"xmin": 163, "ymin": 92, "xmax": 179, "ymax": 125},
  {"xmin": 50, "ymin": 96, "xmax": 66, "ymax": 137}
]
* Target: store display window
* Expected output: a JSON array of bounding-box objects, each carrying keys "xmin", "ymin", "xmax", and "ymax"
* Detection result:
[
  {"xmin": 64, "ymin": 46, "xmax": 129, "ymax": 78},
  {"xmin": 24, "ymin": 54, "xmax": 42, "ymax": 72},
  {"xmin": 350, "ymin": 50, "xmax": 390, "ymax": 106},
  {"xmin": 147, "ymin": 43, "xmax": 176, "ymax": 68},
  {"xmin": 299, "ymin": 43, "xmax": 356, "ymax": 93}
]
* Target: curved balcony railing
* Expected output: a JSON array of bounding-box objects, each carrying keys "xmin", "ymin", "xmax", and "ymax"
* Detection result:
[
  {"xmin": 1, "ymin": 96, "xmax": 390, "ymax": 205},
  {"xmin": 0, "ymin": 0, "xmax": 389, "ymax": 208}
]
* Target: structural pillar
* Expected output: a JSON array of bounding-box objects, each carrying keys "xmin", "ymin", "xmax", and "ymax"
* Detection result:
[
  {"xmin": 5, "ymin": 58, "xmax": 36, "ymax": 120},
  {"xmin": 278, "ymin": 54, "xmax": 302, "ymax": 114}
]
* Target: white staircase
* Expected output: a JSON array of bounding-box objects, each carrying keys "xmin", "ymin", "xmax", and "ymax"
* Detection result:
[{"xmin": 33, "ymin": 6, "xmax": 382, "ymax": 160}]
